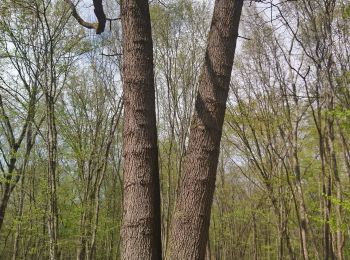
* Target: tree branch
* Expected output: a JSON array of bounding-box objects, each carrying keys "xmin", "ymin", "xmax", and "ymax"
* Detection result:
[
  {"xmin": 93, "ymin": 0, "xmax": 106, "ymax": 34},
  {"xmin": 65, "ymin": 0, "xmax": 107, "ymax": 34}
]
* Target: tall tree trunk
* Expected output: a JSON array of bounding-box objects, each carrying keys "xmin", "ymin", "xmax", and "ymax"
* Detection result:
[
  {"xmin": 168, "ymin": 1, "xmax": 243, "ymax": 259},
  {"xmin": 12, "ymin": 175, "xmax": 26, "ymax": 260},
  {"xmin": 293, "ymin": 149, "xmax": 311, "ymax": 260},
  {"xmin": 120, "ymin": 0, "xmax": 162, "ymax": 259},
  {"xmin": 0, "ymin": 184, "xmax": 12, "ymax": 232},
  {"xmin": 326, "ymin": 115, "xmax": 344, "ymax": 260},
  {"xmin": 46, "ymin": 94, "xmax": 59, "ymax": 260}
]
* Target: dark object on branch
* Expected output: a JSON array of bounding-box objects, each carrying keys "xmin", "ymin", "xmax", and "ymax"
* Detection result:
[
  {"xmin": 93, "ymin": 0, "xmax": 106, "ymax": 34},
  {"xmin": 66, "ymin": 0, "xmax": 117, "ymax": 34}
]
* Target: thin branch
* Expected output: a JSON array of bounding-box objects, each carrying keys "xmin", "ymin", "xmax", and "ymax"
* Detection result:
[
  {"xmin": 101, "ymin": 52, "xmax": 122, "ymax": 57},
  {"xmin": 238, "ymin": 35, "xmax": 251, "ymax": 40}
]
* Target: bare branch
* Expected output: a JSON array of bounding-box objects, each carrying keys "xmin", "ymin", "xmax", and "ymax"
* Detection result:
[{"xmin": 64, "ymin": 0, "xmax": 99, "ymax": 32}]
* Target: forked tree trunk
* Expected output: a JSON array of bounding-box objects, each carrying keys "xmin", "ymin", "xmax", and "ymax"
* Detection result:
[
  {"xmin": 168, "ymin": 1, "xmax": 244, "ymax": 259},
  {"xmin": 120, "ymin": 0, "xmax": 162, "ymax": 259}
]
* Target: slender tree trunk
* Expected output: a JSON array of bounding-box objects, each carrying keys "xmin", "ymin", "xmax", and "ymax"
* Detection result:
[
  {"xmin": 339, "ymin": 130, "xmax": 350, "ymax": 182},
  {"xmin": 320, "ymin": 137, "xmax": 333, "ymax": 260},
  {"xmin": 293, "ymin": 150, "xmax": 310, "ymax": 260},
  {"xmin": 120, "ymin": 0, "xmax": 162, "ymax": 259},
  {"xmin": 253, "ymin": 214, "xmax": 258, "ymax": 260},
  {"xmin": 168, "ymin": 1, "xmax": 243, "ymax": 259},
  {"xmin": 46, "ymin": 94, "xmax": 59, "ymax": 260},
  {"xmin": 12, "ymin": 175, "xmax": 26, "ymax": 260},
  {"xmin": 326, "ymin": 117, "xmax": 344, "ymax": 260},
  {"xmin": 0, "ymin": 184, "xmax": 12, "ymax": 232}
]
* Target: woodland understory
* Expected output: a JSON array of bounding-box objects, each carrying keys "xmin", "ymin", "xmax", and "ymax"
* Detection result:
[{"xmin": 0, "ymin": 0, "xmax": 350, "ymax": 259}]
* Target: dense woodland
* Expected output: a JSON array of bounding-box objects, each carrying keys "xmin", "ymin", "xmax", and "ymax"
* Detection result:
[{"xmin": 0, "ymin": 0, "xmax": 350, "ymax": 259}]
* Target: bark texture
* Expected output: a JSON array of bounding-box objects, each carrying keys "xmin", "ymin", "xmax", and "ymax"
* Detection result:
[
  {"xmin": 168, "ymin": 1, "xmax": 244, "ymax": 259},
  {"xmin": 120, "ymin": 0, "xmax": 162, "ymax": 259}
]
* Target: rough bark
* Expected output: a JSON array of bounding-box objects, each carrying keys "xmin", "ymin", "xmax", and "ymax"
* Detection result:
[
  {"xmin": 120, "ymin": 0, "xmax": 162, "ymax": 259},
  {"xmin": 168, "ymin": 1, "xmax": 244, "ymax": 259}
]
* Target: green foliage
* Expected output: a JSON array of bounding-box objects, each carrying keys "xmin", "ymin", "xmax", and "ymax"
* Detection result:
[
  {"xmin": 343, "ymin": 3, "xmax": 350, "ymax": 19},
  {"xmin": 1, "ymin": 0, "xmax": 350, "ymax": 259}
]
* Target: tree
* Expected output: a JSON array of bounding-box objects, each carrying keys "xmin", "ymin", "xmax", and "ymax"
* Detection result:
[
  {"xmin": 151, "ymin": 1, "xmax": 210, "ymax": 251},
  {"xmin": 120, "ymin": 0, "xmax": 162, "ymax": 259},
  {"xmin": 2, "ymin": 0, "xmax": 350, "ymax": 259},
  {"xmin": 168, "ymin": 0, "xmax": 244, "ymax": 258}
]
